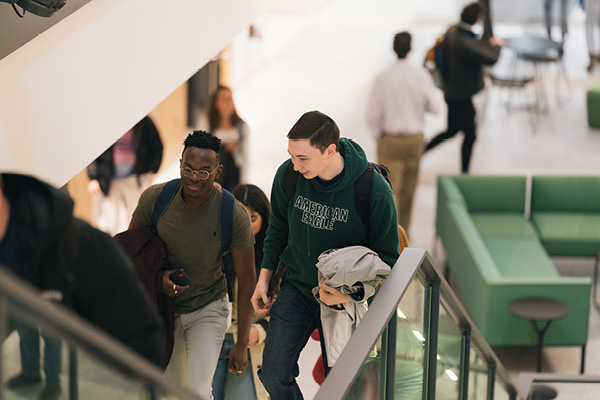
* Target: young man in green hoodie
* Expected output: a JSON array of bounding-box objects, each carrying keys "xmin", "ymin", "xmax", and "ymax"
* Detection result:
[{"xmin": 251, "ymin": 110, "xmax": 400, "ymax": 399}]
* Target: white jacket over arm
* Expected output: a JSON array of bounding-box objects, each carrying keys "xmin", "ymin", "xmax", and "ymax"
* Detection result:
[{"xmin": 312, "ymin": 245, "xmax": 391, "ymax": 366}]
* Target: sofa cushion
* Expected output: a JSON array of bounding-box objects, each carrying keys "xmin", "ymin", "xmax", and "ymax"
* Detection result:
[
  {"xmin": 531, "ymin": 212, "xmax": 600, "ymax": 256},
  {"xmin": 482, "ymin": 237, "xmax": 558, "ymax": 278},
  {"xmin": 531, "ymin": 176, "xmax": 600, "ymax": 213},
  {"xmin": 452, "ymin": 175, "xmax": 527, "ymax": 213},
  {"xmin": 471, "ymin": 213, "xmax": 538, "ymax": 238}
]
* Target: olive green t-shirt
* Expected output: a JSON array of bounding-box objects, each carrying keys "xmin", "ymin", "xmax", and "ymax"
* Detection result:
[{"xmin": 132, "ymin": 182, "xmax": 254, "ymax": 314}]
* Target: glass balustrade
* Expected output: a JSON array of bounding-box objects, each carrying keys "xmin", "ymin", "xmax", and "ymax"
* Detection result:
[
  {"xmin": 2, "ymin": 247, "xmax": 525, "ymax": 400},
  {"xmin": 314, "ymin": 249, "xmax": 520, "ymax": 400},
  {"xmin": 0, "ymin": 266, "xmax": 202, "ymax": 400}
]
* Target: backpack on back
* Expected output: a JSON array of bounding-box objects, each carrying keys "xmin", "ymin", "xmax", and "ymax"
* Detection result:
[
  {"xmin": 424, "ymin": 35, "xmax": 447, "ymax": 90},
  {"xmin": 115, "ymin": 179, "xmax": 236, "ymax": 367}
]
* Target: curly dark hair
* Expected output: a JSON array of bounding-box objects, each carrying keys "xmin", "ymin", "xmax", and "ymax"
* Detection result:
[{"xmin": 182, "ymin": 131, "xmax": 221, "ymax": 158}]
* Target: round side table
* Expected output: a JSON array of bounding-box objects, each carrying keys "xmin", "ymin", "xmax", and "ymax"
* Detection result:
[{"xmin": 507, "ymin": 297, "xmax": 570, "ymax": 372}]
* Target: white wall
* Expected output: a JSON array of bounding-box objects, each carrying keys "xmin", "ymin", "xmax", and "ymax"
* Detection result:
[{"xmin": 0, "ymin": 0, "xmax": 275, "ymax": 187}]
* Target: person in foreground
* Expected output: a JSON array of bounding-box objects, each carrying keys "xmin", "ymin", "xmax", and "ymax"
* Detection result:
[
  {"xmin": 0, "ymin": 173, "xmax": 165, "ymax": 400},
  {"xmin": 251, "ymin": 110, "xmax": 400, "ymax": 399}
]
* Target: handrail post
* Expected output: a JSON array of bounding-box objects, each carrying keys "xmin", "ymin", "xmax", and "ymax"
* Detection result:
[
  {"xmin": 459, "ymin": 329, "xmax": 471, "ymax": 400},
  {"xmin": 69, "ymin": 347, "xmax": 78, "ymax": 400},
  {"xmin": 379, "ymin": 325, "xmax": 388, "ymax": 400},
  {"xmin": 0, "ymin": 296, "xmax": 6, "ymax": 400},
  {"xmin": 149, "ymin": 384, "xmax": 159, "ymax": 400},
  {"xmin": 487, "ymin": 365, "xmax": 496, "ymax": 400},
  {"xmin": 384, "ymin": 316, "xmax": 397, "ymax": 400},
  {"xmin": 422, "ymin": 281, "xmax": 440, "ymax": 400}
]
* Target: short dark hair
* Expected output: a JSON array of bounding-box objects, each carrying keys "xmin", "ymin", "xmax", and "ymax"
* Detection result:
[
  {"xmin": 287, "ymin": 110, "xmax": 340, "ymax": 153},
  {"xmin": 461, "ymin": 2, "xmax": 483, "ymax": 25},
  {"xmin": 183, "ymin": 130, "xmax": 221, "ymax": 158},
  {"xmin": 393, "ymin": 31, "xmax": 411, "ymax": 59}
]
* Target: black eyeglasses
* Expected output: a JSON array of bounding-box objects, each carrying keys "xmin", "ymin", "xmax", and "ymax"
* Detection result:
[{"xmin": 180, "ymin": 166, "xmax": 216, "ymax": 180}]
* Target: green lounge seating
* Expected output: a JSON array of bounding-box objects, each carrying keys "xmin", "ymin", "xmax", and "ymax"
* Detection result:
[{"xmin": 436, "ymin": 175, "xmax": 591, "ymax": 350}]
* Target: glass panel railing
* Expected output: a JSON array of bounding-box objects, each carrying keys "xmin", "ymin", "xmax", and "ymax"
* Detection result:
[
  {"xmin": 314, "ymin": 249, "xmax": 521, "ymax": 400},
  {"xmin": 436, "ymin": 304, "xmax": 462, "ymax": 400},
  {"xmin": 395, "ymin": 277, "xmax": 426, "ymax": 400},
  {"xmin": 468, "ymin": 348, "xmax": 490, "ymax": 400},
  {"xmin": 344, "ymin": 336, "xmax": 383, "ymax": 400},
  {"xmin": 494, "ymin": 379, "xmax": 511, "ymax": 400},
  {"xmin": 0, "ymin": 267, "xmax": 202, "ymax": 400},
  {"xmin": 2, "ymin": 317, "xmax": 146, "ymax": 400}
]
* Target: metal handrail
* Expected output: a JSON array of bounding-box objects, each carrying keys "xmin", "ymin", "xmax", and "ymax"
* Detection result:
[
  {"xmin": 0, "ymin": 266, "xmax": 202, "ymax": 400},
  {"xmin": 314, "ymin": 248, "xmax": 521, "ymax": 400}
]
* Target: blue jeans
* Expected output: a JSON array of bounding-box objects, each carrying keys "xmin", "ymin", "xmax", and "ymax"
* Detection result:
[
  {"xmin": 18, "ymin": 324, "xmax": 62, "ymax": 385},
  {"xmin": 259, "ymin": 281, "xmax": 330, "ymax": 400},
  {"xmin": 544, "ymin": 0, "xmax": 569, "ymax": 38},
  {"xmin": 212, "ymin": 333, "xmax": 256, "ymax": 400}
]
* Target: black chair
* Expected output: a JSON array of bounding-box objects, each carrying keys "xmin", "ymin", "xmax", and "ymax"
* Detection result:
[
  {"xmin": 517, "ymin": 40, "xmax": 572, "ymax": 108},
  {"xmin": 480, "ymin": 69, "xmax": 539, "ymax": 133}
]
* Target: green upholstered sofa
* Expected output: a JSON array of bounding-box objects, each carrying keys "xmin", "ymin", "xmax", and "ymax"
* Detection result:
[
  {"xmin": 436, "ymin": 175, "xmax": 592, "ymax": 349},
  {"xmin": 587, "ymin": 82, "xmax": 600, "ymax": 129}
]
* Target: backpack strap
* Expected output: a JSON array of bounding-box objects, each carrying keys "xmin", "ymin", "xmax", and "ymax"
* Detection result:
[
  {"xmin": 354, "ymin": 163, "xmax": 374, "ymax": 229},
  {"xmin": 220, "ymin": 188, "xmax": 235, "ymax": 300},
  {"xmin": 152, "ymin": 179, "xmax": 180, "ymax": 230},
  {"xmin": 284, "ymin": 160, "xmax": 298, "ymax": 203},
  {"xmin": 268, "ymin": 161, "xmax": 298, "ymax": 265}
]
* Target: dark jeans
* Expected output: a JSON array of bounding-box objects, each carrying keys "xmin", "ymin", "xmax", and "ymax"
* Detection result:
[
  {"xmin": 258, "ymin": 281, "xmax": 330, "ymax": 400},
  {"xmin": 18, "ymin": 324, "xmax": 62, "ymax": 385},
  {"xmin": 425, "ymin": 96, "xmax": 476, "ymax": 173}
]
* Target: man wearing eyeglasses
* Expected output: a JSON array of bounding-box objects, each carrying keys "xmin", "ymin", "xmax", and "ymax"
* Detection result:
[{"xmin": 128, "ymin": 131, "xmax": 256, "ymax": 399}]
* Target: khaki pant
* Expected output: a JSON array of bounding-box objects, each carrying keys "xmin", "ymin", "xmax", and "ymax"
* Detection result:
[
  {"xmin": 166, "ymin": 296, "xmax": 230, "ymax": 399},
  {"xmin": 377, "ymin": 133, "xmax": 424, "ymax": 232}
]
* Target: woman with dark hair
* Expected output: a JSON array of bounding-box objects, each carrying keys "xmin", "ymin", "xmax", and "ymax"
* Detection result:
[
  {"xmin": 196, "ymin": 86, "xmax": 249, "ymax": 190},
  {"xmin": 213, "ymin": 184, "xmax": 270, "ymax": 400}
]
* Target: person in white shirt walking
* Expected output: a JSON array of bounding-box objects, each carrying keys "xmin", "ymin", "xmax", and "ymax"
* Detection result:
[{"xmin": 366, "ymin": 31, "xmax": 441, "ymax": 232}]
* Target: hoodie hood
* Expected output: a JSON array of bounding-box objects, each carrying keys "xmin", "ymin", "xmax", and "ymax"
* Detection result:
[
  {"xmin": 2, "ymin": 174, "xmax": 75, "ymax": 280},
  {"xmin": 308, "ymin": 138, "xmax": 368, "ymax": 194}
]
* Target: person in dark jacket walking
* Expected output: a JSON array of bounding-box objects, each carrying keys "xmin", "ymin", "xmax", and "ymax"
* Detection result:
[
  {"xmin": 87, "ymin": 115, "xmax": 163, "ymax": 235},
  {"xmin": 424, "ymin": 2, "xmax": 503, "ymax": 173},
  {"xmin": 0, "ymin": 173, "xmax": 165, "ymax": 400}
]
